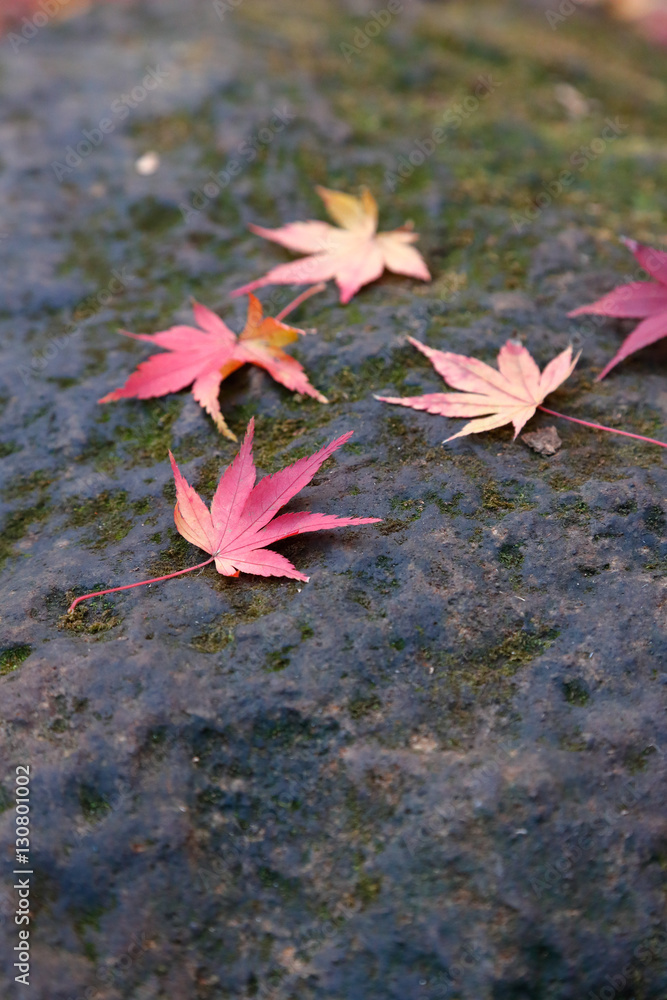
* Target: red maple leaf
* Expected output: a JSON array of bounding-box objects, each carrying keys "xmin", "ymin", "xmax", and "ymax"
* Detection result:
[
  {"xmin": 68, "ymin": 419, "xmax": 381, "ymax": 610},
  {"xmin": 231, "ymin": 185, "xmax": 430, "ymax": 304},
  {"xmin": 100, "ymin": 295, "xmax": 327, "ymax": 439},
  {"xmin": 569, "ymin": 238, "xmax": 667, "ymax": 379},
  {"xmin": 168, "ymin": 419, "xmax": 380, "ymax": 581}
]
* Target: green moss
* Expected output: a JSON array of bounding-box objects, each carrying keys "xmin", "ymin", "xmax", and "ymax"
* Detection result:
[
  {"xmin": 71, "ymin": 898, "xmax": 113, "ymax": 945},
  {"xmin": 554, "ymin": 497, "xmax": 591, "ymax": 527},
  {"xmin": 66, "ymin": 491, "xmax": 137, "ymax": 549},
  {"xmin": 558, "ymin": 731, "xmax": 589, "ymax": 753},
  {"xmin": 0, "ymin": 644, "xmax": 32, "ymax": 676},
  {"xmin": 191, "ymin": 623, "xmax": 235, "ymax": 654},
  {"xmin": 149, "ymin": 529, "xmax": 192, "ymax": 577},
  {"xmin": 481, "ymin": 483, "xmax": 516, "ymax": 513},
  {"xmin": 379, "ymin": 495, "xmax": 425, "ymax": 534},
  {"xmin": 434, "ymin": 624, "xmax": 560, "ymax": 708},
  {"xmin": 1, "ymin": 471, "xmax": 51, "ymax": 500},
  {"xmin": 615, "ymin": 500, "xmax": 638, "ymax": 516},
  {"xmin": 0, "ymin": 441, "xmax": 19, "ymax": 458},
  {"xmin": 328, "ymin": 345, "xmax": 427, "ymax": 403},
  {"xmin": 643, "ymin": 505, "xmax": 666, "ymax": 535},
  {"xmin": 578, "ymin": 564, "xmax": 609, "ymax": 577},
  {"xmin": 481, "ymin": 481, "xmax": 536, "ymax": 515},
  {"xmin": 264, "ymin": 645, "xmax": 294, "ymax": 672},
  {"xmin": 78, "ymin": 785, "xmax": 112, "ymax": 821},
  {"xmin": 425, "ymin": 489, "xmax": 464, "ymax": 516},
  {"xmin": 128, "ymin": 196, "xmax": 182, "ymax": 234},
  {"xmin": 45, "ymin": 376, "xmax": 79, "ymax": 389},
  {"xmin": 624, "ymin": 745, "xmax": 658, "ymax": 774},
  {"xmin": 381, "ymin": 413, "xmax": 434, "ymax": 468},
  {"xmin": 257, "ymin": 866, "xmax": 300, "ymax": 898},
  {"xmin": 548, "ymin": 472, "xmax": 576, "ymax": 493},
  {"xmin": 59, "ymin": 592, "xmax": 122, "ymax": 636},
  {"xmin": 0, "ymin": 785, "xmax": 12, "ymax": 813},
  {"xmin": 0, "ymin": 499, "xmax": 53, "ymax": 569},
  {"xmin": 226, "ymin": 408, "xmax": 335, "ymax": 471},
  {"xmin": 354, "ymin": 873, "xmax": 382, "ymax": 908},
  {"xmin": 498, "ymin": 542, "xmax": 524, "ymax": 571},
  {"xmin": 251, "ymin": 708, "xmax": 333, "ymax": 749},
  {"xmin": 190, "ymin": 578, "xmax": 302, "ymax": 651},
  {"xmin": 114, "ymin": 399, "xmax": 183, "ymax": 467},
  {"xmin": 348, "ymin": 694, "xmax": 382, "ymax": 719},
  {"xmin": 77, "ymin": 399, "xmax": 183, "ymax": 472},
  {"xmin": 562, "ymin": 678, "xmax": 590, "ymax": 706}
]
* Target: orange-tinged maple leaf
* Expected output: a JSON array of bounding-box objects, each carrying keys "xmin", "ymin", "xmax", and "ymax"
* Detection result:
[
  {"xmin": 231, "ymin": 185, "xmax": 431, "ymax": 305},
  {"xmin": 67, "ymin": 419, "xmax": 381, "ymax": 611},
  {"xmin": 99, "ymin": 295, "xmax": 327, "ymax": 440},
  {"xmin": 377, "ymin": 338, "xmax": 580, "ymax": 441}
]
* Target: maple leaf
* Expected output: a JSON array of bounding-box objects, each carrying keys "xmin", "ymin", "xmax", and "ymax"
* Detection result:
[
  {"xmin": 67, "ymin": 420, "xmax": 381, "ymax": 610},
  {"xmin": 376, "ymin": 337, "xmax": 667, "ymax": 450},
  {"xmin": 231, "ymin": 185, "xmax": 431, "ymax": 305},
  {"xmin": 376, "ymin": 338, "xmax": 579, "ymax": 441},
  {"xmin": 169, "ymin": 419, "xmax": 381, "ymax": 581},
  {"xmin": 568, "ymin": 238, "xmax": 667, "ymax": 379},
  {"xmin": 99, "ymin": 295, "xmax": 327, "ymax": 440}
]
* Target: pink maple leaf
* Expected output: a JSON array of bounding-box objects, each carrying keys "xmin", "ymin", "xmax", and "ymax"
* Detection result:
[
  {"xmin": 231, "ymin": 185, "xmax": 430, "ymax": 305},
  {"xmin": 100, "ymin": 295, "xmax": 327, "ymax": 439},
  {"xmin": 568, "ymin": 238, "xmax": 667, "ymax": 379}
]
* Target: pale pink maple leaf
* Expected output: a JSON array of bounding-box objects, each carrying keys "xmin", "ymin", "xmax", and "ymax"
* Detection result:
[
  {"xmin": 376, "ymin": 338, "xmax": 579, "ymax": 442},
  {"xmin": 231, "ymin": 186, "xmax": 430, "ymax": 305}
]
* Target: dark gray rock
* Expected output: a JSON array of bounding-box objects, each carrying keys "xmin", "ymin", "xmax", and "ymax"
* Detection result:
[{"xmin": 0, "ymin": 2, "xmax": 666, "ymax": 998}]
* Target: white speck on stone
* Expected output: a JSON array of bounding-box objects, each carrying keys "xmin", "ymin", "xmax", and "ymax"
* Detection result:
[{"xmin": 135, "ymin": 151, "xmax": 160, "ymax": 175}]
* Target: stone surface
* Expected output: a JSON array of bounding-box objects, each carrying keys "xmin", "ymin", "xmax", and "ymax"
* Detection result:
[{"xmin": 0, "ymin": 1, "xmax": 666, "ymax": 998}]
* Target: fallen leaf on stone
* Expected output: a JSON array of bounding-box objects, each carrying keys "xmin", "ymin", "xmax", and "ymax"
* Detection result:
[
  {"xmin": 231, "ymin": 185, "xmax": 430, "ymax": 304},
  {"xmin": 376, "ymin": 338, "xmax": 579, "ymax": 441},
  {"xmin": 100, "ymin": 295, "xmax": 327, "ymax": 440},
  {"xmin": 376, "ymin": 337, "xmax": 667, "ymax": 450},
  {"xmin": 169, "ymin": 419, "xmax": 381, "ymax": 580},
  {"xmin": 521, "ymin": 426, "xmax": 562, "ymax": 455},
  {"xmin": 68, "ymin": 419, "xmax": 381, "ymax": 610},
  {"xmin": 568, "ymin": 238, "xmax": 667, "ymax": 379}
]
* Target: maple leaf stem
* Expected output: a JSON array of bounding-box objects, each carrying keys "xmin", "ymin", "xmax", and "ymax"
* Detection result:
[
  {"xmin": 67, "ymin": 557, "xmax": 216, "ymax": 613},
  {"xmin": 537, "ymin": 406, "xmax": 667, "ymax": 449},
  {"xmin": 275, "ymin": 283, "xmax": 327, "ymax": 321}
]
